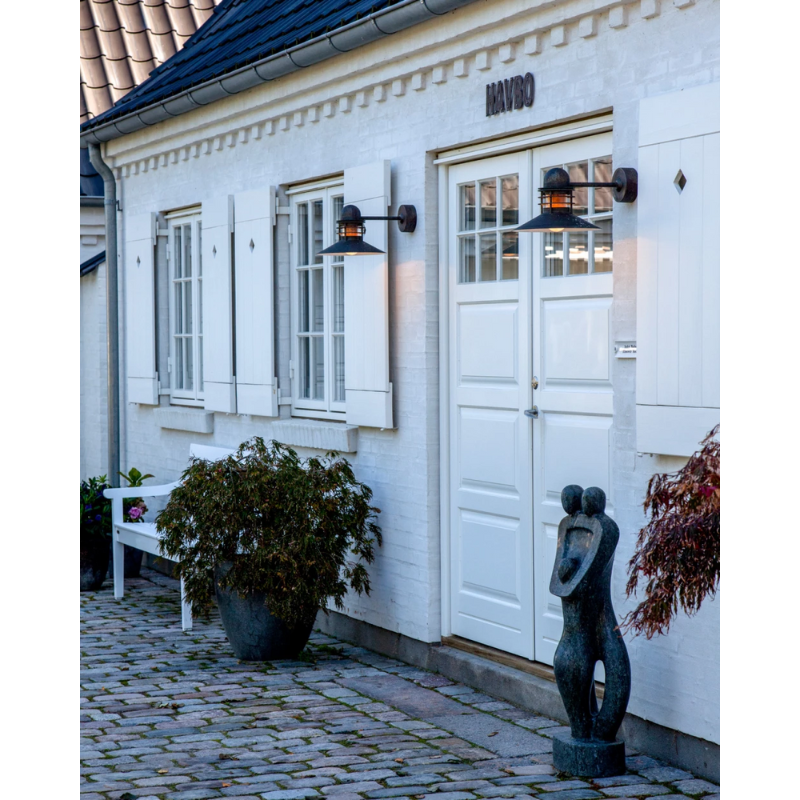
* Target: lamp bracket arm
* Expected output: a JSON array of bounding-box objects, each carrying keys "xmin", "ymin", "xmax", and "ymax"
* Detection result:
[{"xmin": 566, "ymin": 167, "xmax": 638, "ymax": 204}]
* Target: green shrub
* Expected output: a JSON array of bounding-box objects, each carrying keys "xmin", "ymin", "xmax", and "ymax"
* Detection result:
[{"xmin": 156, "ymin": 437, "xmax": 382, "ymax": 627}]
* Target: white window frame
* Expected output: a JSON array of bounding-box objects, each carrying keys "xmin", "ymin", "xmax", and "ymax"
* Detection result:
[
  {"xmin": 289, "ymin": 185, "xmax": 346, "ymax": 420},
  {"xmin": 166, "ymin": 207, "xmax": 204, "ymax": 406}
]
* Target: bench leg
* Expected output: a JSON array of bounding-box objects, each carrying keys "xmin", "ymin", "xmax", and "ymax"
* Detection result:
[
  {"xmin": 180, "ymin": 577, "xmax": 192, "ymax": 631},
  {"xmin": 113, "ymin": 534, "xmax": 125, "ymax": 600}
]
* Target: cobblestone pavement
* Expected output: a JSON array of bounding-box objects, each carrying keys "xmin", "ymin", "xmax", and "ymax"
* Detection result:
[{"xmin": 81, "ymin": 570, "xmax": 720, "ymax": 800}]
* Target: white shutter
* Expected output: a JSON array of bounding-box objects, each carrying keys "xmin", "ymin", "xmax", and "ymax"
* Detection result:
[
  {"xmin": 125, "ymin": 212, "xmax": 158, "ymax": 405},
  {"xmin": 202, "ymin": 195, "xmax": 236, "ymax": 412},
  {"xmin": 234, "ymin": 188, "xmax": 278, "ymax": 418},
  {"xmin": 344, "ymin": 160, "xmax": 393, "ymax": 428},
  {"xmin": 636, "ymin": 82, "xmax": 720, "ymax": 456}
]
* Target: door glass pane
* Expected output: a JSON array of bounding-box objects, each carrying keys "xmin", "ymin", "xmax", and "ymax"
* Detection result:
[
  {"xmin": 593, "ymin": 219, "xmax": 613, "ymax": 273},
  {"xmin": 299, "ymin": 337, "xmax": 310, "ymax": 399},
  {"xmin": 183, "ymin": 224, "xmax": 192, "ymax": 277},
  {"xmin": 333, "ymin": 265, "xmax": 344, "ymax": 333},
  {"xmin": 198, "ymin": 336, "xmax": 203, "ymax": 392},
  {"xmin": 186, "ymin": 276, "xmax": 193, "ymax": 333},
  {"xmin": 298, "ymin": 203, "xmax": 309, "ymax": 265},
  {"xmin": 460, "ymin": 183, "xmax": 476, "ymax": 231},
  {"xmin": 593, "ymin": 158, "xmax": 613, "ymax": 213},
  {"xmin": 174, "ymin": 227, "xmax": 182, "ymax": 278},
  {"xmin": 479, "ymin": 180, "xmax": 497, "ymax": 228},
  {"xmin": 197, "ymin": 222, "xmax": 202, "ymax": 276},
  {"xmin": 312, "ymin": 268, "xmax": 324, "ymax": 332},
  {"xmin": 479, "ymin": 233, "xmax": 497, "ymax": 281},
  {"xmin": 333, "ymin": 336, "xmax": 345, "ymax": 403},
  {"xmin": 568, "ymin": 232, "xmax": 589, "ymax": 275},
  {"xmin": 544, "ymin": 232, "xmax": 563, "ymax": 277},
  {"xmin": 459, "ymin": 236, "xmax": 476, "ymax": 283},
  {"xmin": 313, "ymin": 337, "xmax": 325, "ymax": 400},
  {"xmin": 174, "ymin": 283, "xmax": 183, "ymax": 333},
  {"xmin": 501, "ymin": 232, "xmax": 518, "ymax": 280},
  {"xmin": 567, "ymin": 161, "xmax": 589, "ymax": 216},
  {"xmin": 312, "ymin": 200, "xmax": 323, "ymax": 264},
  {"xmin": 332, "ymin": 196, "xmax": 344, "ymax": 265},
  {"xmin": 298, "ymin": 271, "xmax": 309, "ymax": 332},
  {"xmin": 501, "ymin": 175, "xmax": 519, "ymax": 226}
]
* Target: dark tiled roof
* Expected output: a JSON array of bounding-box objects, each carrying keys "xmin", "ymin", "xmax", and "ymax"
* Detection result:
[
  {"xmin": 81, "ymin": 250, "xmax": 106, "ymax": 277},
  {"xmin": 81, "ymin": 0, "xmax": 414, "ymax": 131},
  {"xmin": 81, "ymin": 148, "xmax": 105, "ymax": 197}
]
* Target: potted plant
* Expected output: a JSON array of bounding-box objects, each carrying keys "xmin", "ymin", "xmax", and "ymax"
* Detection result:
[
  {"xmin": 115, "ymin": 467, "xmax": 154, "ymax": 578},
  {"xmin": 80, "ymin": 476, "xmax": 112, "ymax": 591},
  {"xmin": 157, "ymin": 437, "xmax": 382, "ymax": 660}
]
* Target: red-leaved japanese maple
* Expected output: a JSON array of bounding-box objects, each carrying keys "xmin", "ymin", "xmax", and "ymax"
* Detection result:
[{"xmin": 621, "ymin": 425, "xmax": 720, "ymax": 639}]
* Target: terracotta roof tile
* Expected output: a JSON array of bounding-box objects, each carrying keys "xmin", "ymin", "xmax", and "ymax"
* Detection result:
[{"xmin": 80, "ymin": 0, "xmax": 222, "ymax": 121}]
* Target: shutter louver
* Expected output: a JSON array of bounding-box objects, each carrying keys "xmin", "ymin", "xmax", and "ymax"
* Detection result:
[
  {"xmin": 234, "ymin": 188, "xmax": 279, "ymax": 418},
  {"xmin": 125, "ymin": 212, "xmax": 159, "ymax": 405},
  {"xmin": 344, "ymin": 160, "xmax": 393, "ymax": 428},
  {"xmin": 202, "ymin": 195, "xmax": 236, "ymax": 413}
]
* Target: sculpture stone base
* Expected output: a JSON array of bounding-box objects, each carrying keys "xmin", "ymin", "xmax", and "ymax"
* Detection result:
[{"xmin": 553, "ymin": 732, "xmax": 626, "ymax": 778}]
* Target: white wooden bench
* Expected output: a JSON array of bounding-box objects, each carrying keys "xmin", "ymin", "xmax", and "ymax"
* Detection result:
[{"xmin": 103, "ymin": 443, "xmax": 236, "ymax": 630}]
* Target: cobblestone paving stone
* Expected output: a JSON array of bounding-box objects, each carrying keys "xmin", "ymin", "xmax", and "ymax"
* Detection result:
[{"xmin": 81, "ymin": 570, "xmax": 721, "ymax": 800}]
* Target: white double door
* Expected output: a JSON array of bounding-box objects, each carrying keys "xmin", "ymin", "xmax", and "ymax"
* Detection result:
[{"xmin": 447, "ymin": 134, "xmax": 615, "ymax": 663}]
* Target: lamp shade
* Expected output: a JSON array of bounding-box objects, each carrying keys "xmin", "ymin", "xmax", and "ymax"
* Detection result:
[
  {"xmin": 318, "ymin": 203, "xmax": 387, "ymax": 256},
  {"xmin": 517, "ymin": 213, "xmax": 600, "ymax": 233},
  {"xmin": 517, "ymin": 167, "xmax": 600, "ymax": 233}
]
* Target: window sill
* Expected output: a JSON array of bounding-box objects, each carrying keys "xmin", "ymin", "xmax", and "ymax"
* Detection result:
[
  {"xmin": 272, "ymin": 418, "xmax": 358, "ymax": 453},
  {"xmin": 153, "ymin": 406, "xmax": 214, "ymax": 434}
]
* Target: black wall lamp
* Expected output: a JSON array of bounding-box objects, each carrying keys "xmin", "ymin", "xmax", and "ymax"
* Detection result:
[
  {"xmin": 517, "ymin": 166, "xmax": 638, "ymax": 233},
  {"xmin": 318, "ymin": 203, "xmax": 417, "ymax": 256}
]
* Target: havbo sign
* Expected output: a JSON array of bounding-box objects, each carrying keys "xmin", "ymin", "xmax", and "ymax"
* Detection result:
[{"xmin": 486, "ymin": 72, "xmax": 535, "ymax": 116}]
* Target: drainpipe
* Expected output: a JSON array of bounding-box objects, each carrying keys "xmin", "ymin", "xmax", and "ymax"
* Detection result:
[{"xmin": 88, "ymin": 143, "xmax": 121, "ymax": 488}]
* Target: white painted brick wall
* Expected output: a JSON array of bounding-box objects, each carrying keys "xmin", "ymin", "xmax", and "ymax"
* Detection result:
[{"xmin": 84, "ymin": 0, "xmax": 719, "ymax": 743}]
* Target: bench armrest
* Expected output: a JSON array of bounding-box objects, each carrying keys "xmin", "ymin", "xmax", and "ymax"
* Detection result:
[{"xmin": 103, "ymin": 481, "xmax": 180, "ymax": 500}]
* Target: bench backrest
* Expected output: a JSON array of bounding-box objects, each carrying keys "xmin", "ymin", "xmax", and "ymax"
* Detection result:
[{"xmin": 189, "ymin": 443, "xmax": 237, "ymax": 462}]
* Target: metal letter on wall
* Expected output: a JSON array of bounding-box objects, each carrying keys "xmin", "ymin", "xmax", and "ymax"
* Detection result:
[{"xmin": 486, "ymin": 71, "xmax": 535, "ymax": 117}]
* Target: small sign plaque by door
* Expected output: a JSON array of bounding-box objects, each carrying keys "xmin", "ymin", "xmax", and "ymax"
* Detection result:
[{"xmin": 486, "ymin": 72, "xmax": 535, "ymax": 116}]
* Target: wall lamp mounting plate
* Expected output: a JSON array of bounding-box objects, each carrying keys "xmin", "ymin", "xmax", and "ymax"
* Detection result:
[{"xmin": 318, "ymin": 203, "xmax": 417, "ymax": 256}]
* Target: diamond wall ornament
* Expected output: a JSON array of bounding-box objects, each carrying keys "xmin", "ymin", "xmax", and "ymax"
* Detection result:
[
  {"xmin": 249, "ymin": 239, "xmax": 255, "ymax": 252},
  {"xmin": 212, "ymin": 245, "xmax": 217, "ymax": 256},
  {"xmin": 674, "ymin": 169, "xmax": 687, "ymax": 193},
  {"xmin": 136, "ymin": 256, "xmax": 141, "ymax": 266}
]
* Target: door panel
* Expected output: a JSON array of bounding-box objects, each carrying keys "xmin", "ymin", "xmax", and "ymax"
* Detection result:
[
  {"xmin": 531, "ymin": 134, "xmax": 615, "ymax": 666},
  {"xmin": 449, "ymin": 152, "xmax": 533, "ymax": 658}
]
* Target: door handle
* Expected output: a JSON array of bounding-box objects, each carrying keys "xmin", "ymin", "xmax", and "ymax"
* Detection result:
[{"xmin": 524, "ymin": 406, "xmax": 539, "ymax": 419}]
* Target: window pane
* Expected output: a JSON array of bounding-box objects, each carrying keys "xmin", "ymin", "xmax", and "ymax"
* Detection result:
[
  {"xmin": 312, "ymin": 200, "xmax": 323, "ymax": 264},
  {"xmin": 460, "ymin": 183, "xmax": 476, "ymax": 231},
  {"xmin": 544, "ymin": 233, "xmax": 563, "ymax": 277},
  {"xmin": 184, "ymin": 224, "xmax": 192, "ymax": 277},
  {"xmin": 198, "ymin": 278, "xmax": 203, "ymax": 335},
  {"xmin": 299, "ymin": 337, "xmax": 310, "ymax": 399},
  {"xmin": 568, "ymin": 232, "xmax": 589, "ymax": 275},
  {"xmin": 198, "ymin": 222, "xmax": 202, "ymax": 276},
  {"xmin": 185, "ymin": 337, "xmax": 193, "ymax": 391},
  {"xmin": 198, "ymin": 336, "xmax": 203, "ymax": 392},
  {"xmin": 333, "ymin": 335, "xmax": 345, "ymax": 403},
  {"xmin": 174, "ymin": 227, "xmax": 182, "ymax": 278},
  {"xmin": 333, "ymin": 265, "xmax": 344, "ymax": 333},
  {"xmin": 186, "ymin": 277, "xmax": 193, "ymax": 333},
  {"xmin": 501, "ymin": 175, "xmax": 519, "ymax": 226},
  {"xmin": 479, "ymin": 233, "xmax": 497, "ymax": 281},
  {"xmin": 312, "ymin": 268, "xmax": 324, "ymax": 332},
  {"xmin": 501, "ymin": 232, "xmax": 518, "ymax": 280},
  {"xmin": 459, "ymin": 236, "xmax": 476, "ymax": 283},
  {"xmin": 298, "ymin": 271, "xmax": 309, "ymax": 332},
  {"xmin": 298, "ymin": 203, "xmax": 309, "ymax": 265},
  {"xmin": 593, "ymin": 219, "xmax": 613, "ymax": 273},
  {"xmin": 479, "ymin": 180, "xmax": 497, "ymax": 228},
  {"xmin": 175, "ymin": 336, "xmax": 184, "ymax": 389},
  {"xmin": 568, "ymin": 161, "xmax": 589, "ymax": 216},
  {"xmin": 593, "ymin": 158, "xmax": 613, "ymax": 213},
  {"xmin": 174, "ymin": 283, "xmax": 183, "ymax": 333},
  {"xmin": 313, "ymin": 337, "xmax": 325, "ymax": 400}
]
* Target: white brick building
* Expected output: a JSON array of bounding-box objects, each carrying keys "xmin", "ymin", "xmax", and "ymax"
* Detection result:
[{"xmin": 80, "ymin": 0, "xmax": 720, "ymax": 779}]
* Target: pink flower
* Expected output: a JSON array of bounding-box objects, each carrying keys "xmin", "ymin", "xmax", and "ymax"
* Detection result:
[
  {"xmin": 128, "ymin": 507, "xmax": 143, "ymax": 520},
  {"xmin": 698, "ymin": 485, "xmax": 715, "ymax": 498}
]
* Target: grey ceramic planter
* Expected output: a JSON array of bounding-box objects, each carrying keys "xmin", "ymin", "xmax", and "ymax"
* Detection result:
[{"xmin": 214, "ymin": 563, "xmax": 315, "ymax": 661}]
